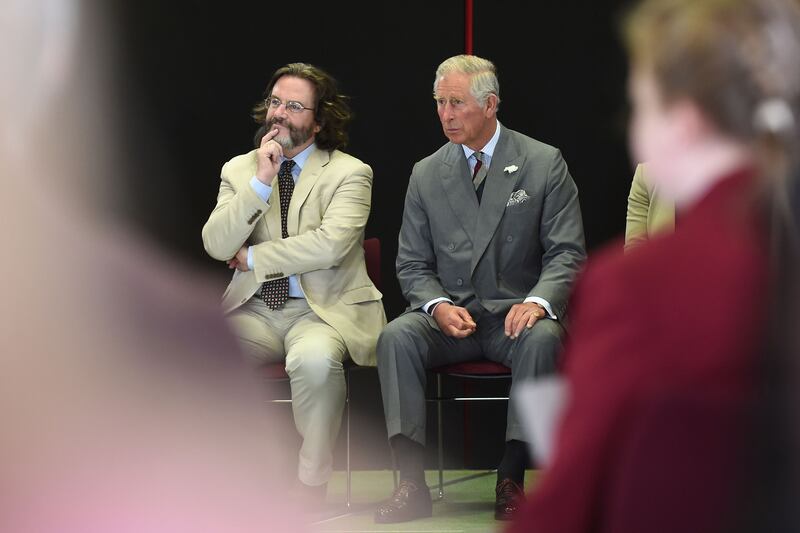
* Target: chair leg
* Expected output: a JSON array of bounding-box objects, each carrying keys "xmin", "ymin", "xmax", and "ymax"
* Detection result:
[
  {"xmin": 437, "ymin": 373, "xmax": 444, "ymax": 499},
  {"xmin": 391, "ymin": 446, "xmax": 398, "ymax": 489},
  {"xmin": 346, "ymin": 365, "xmax": 351, "ymax": 509}
]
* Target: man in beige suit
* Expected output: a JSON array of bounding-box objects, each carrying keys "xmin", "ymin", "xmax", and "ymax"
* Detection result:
[
  {"xmin": 624, "ymin": 163, "xmax": 675, "ymax": 250},
  {"xmin": 202, "ymin": 63, "xmax": 386, "ymax": 502}
]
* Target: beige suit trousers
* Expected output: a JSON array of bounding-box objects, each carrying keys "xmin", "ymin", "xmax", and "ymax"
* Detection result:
[{"xmin": 228, "ymin": 297, "xmax": 347, "ymax": 486}]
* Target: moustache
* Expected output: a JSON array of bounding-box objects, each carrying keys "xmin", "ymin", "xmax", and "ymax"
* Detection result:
[{"xmin": 267, "ymin": 118, "xmax": 291, "ymax": 129}]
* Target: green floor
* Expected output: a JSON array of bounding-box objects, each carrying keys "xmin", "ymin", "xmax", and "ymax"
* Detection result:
[{"xmin": 311, "ymin": 470, "xmax": 539, "ymax": 533}]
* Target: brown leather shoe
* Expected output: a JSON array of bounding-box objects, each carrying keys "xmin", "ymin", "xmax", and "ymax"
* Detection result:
[
  {"xmin": 374, "ymin": 479, "xmax": 433, "ymax": 523},
  {"xmin": 494, "ymin": 478, "xmax": 525, "ymax": 521}
]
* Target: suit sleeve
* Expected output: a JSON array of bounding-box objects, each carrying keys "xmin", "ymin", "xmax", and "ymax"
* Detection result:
[
  {"xmin": 201, "ymin": 159, "xmax": 273, "ymax": 261},
  {"xmin": 249, "ymin": 162, "xmax": 373, "ymax": 280},
  {"xmin": 395, "ymin": 165, "xmax": 448, "ymax": 309},
  {"xmin": 528, "ymin": 149, "xmax": 587, "ymax": 318},
  {"xmin": 624, "ymin": 164, "xmax": 651, "ymax": 251}
]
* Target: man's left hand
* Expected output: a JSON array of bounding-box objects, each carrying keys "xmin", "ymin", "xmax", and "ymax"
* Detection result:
[
  {"xmin": 504, "ymin": 302, "xmax": 546, "ymax": 339},
  {"xmin": 226, "ymin": 246, "xmax": 250, "ymax": 272}
]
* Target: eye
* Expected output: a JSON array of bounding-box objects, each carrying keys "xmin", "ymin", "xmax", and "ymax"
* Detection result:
[
  {"xmin": 268, "ymin": 97, "xmax": 281, "ymax": 107},
  {"xmin": 434, "ymin": 97, "xmax": 446, "ymax": 106},
  {"xmin": 450, "ymin": 98, "xmax": 464, "ymax": 107},
  {"xmin": 287, "ymin": 102, "xmax": 303, "ymax": 112}
]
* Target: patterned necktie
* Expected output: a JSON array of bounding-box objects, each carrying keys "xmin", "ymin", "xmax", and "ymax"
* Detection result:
[
  {"xmin": 259, "ymin": 159, "xmax": 296, "ymax": 309},
  {"xmin": 472, "ymin": 151, "xmax": 488, "ymax": 203}
]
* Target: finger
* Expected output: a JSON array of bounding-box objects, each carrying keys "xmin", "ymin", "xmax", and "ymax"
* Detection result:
[
  {"xmin": 267, "ymin": 144, "xmax": 284, "ymax": 163},
  {"xmin": 456, "ymin": 307, "xmax": 477, "ymax": 329},
  {"xmin": 511, "ymin": 310, "xmax": 530, "ymax": 339},
  {"xmin": 513, "ymin": 314, "xmax": 528, "ymax": 338},
  {"xmin": 260, "ymin": 127, "xmax": 280, "ymax": 146},
  {"xmin": 505, "ymin": 306, "xmax": 519, "ymax": 336},
  {"xmin": 448, "ymin": 326, "xmax": 473, "ymax": 339},
  {"xmin": 526, "ymin": 313, "xmax": 539, "ymax": 329}
]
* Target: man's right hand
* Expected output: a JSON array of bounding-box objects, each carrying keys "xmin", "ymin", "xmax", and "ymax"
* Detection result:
[
  {"xmin": 432, "ymin": 303, "xmax": 477, "ymax": 338},
  {"xmin": 255, "ymin": 127, "xmax": 283, "ymax": 185}
]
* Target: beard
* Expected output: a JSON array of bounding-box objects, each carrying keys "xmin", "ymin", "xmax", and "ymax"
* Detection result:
[{"xmin": 266, "ymin": 117, "xmax": 314, "ymax": 150}]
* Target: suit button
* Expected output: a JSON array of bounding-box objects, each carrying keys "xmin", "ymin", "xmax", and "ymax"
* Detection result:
[
  {"xmin": 448, "ymin": 243, "xmax": 455, "ymax": 251},
  {"xmin": 456, "ymin": 278, "xmax": 463, "ymax": 286},
  {"xmin": 506, "ymin": 235, "xmax": 513, "ymax": 242}
]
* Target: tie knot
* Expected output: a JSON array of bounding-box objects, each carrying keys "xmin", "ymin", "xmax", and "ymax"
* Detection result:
[
  {"xmin": 474, "ymin": 151, "xmax": 484, "ymax": 163},
  {"xmin": 280, "ymin": 159, "xmax": 296, "ymax": 176}
]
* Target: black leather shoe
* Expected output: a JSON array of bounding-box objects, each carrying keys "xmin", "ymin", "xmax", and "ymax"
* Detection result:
[
  {"xmin": 494, "ymin": 478, "xmax": 525, "ymax": 521},
  {"xmin": 374, "ymin": 479, "xmax": 433, "ymax": 523}
]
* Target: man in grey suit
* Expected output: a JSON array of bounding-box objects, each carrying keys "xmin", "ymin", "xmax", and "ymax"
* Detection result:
[{"xmin": 374, "ymin": 54, "xmax": 586, "ymax": 524}]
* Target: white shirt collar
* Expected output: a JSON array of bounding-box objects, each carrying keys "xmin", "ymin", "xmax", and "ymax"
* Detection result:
[{"xmin": 462, "ymin": 121, "xmax": 501, "ymax": 161}]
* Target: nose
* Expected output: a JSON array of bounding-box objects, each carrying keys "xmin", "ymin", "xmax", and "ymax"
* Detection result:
[
  {"xmin": 273, "ymin": 103, "xmax": 289, "ymax": 119},
  {"xmin": 440, "ymin": 102, "xmax": 455, "ymax": 121}
]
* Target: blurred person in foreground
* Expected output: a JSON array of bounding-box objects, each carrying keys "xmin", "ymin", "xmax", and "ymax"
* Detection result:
[
  {"xmin": 0, "ymin": 0, "xmax": 305, "ymax": 531},
  {"xmin": 202, "ymin": 62, "xmax": 385, "ymax": 504},
  {"xmin": 509, "ymin": 0, "xmax": 800, "ymax": 532}
]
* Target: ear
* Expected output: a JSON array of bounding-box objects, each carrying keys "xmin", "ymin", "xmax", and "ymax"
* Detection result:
[
  {"xmin": 484, "ymin": 93, "xmax": 499, "ymax": 117},
  {"xmin": 313, "ymin": 121, "xmax": 322, "ymax": 134}
]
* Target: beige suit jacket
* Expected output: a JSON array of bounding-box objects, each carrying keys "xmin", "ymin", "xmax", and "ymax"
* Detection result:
[
  {"xmin": 202, "ymin": 147, "xmax": 386, "ymax": 366},
  {"xmin": 624, "ymin": 163, "xmax": 675, "ymax": 250}
]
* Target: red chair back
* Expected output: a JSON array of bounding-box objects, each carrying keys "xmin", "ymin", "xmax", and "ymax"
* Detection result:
[{"xmin": 363, "ymin": 237, "xmax": 382, "ymax": 290}]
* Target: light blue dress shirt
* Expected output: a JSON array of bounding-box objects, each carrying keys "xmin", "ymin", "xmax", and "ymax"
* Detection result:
[{"xmin": 246, "ymin": 143, "xmax": 317, "ymax": 299}]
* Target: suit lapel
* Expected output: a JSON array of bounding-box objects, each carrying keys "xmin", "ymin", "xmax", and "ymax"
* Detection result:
[
  {"xmin": 471, "ymin": 130, "xmax": 524, "ymax": 273},
  {"xmin": 441, "ymin": 145, "xmax": 479, "ymax": 243},
  {"xmin": 287, "ymin": 148, "xmax": 327, "ymax": 235}
]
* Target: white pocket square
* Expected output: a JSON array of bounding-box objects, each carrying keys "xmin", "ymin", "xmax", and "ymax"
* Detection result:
[
  {"xmin": 507, "ymin": 189, "xmax": 530, "ymax": 207},
  {"xmin": 504, "ymin": 165, "xmax": 519, "ymax": 174}
]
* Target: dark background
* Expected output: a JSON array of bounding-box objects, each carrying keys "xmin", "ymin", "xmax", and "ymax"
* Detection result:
[{"xmin": 111, "ymin": 0, "xmax": 635, "ymax": 470}]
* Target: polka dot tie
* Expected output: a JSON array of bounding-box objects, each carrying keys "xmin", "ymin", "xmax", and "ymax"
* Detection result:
[{"xmin": 259, "ymin": 159, "xmax": 295, "ymax": 309}]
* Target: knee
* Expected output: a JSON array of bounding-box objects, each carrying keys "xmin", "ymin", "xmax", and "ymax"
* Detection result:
[
  {"xmin": 521, "ymin": 319, "xmax": 563, "ymax": 349},
  {"xmin": 287, "ymin": 349, "xmax": 343, "ymax": 389},
  {"xmin": 516, "ymin": 320, "xmax": 564, "ymax": 373}
]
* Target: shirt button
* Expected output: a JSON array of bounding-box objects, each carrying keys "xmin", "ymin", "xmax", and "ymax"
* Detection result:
[
  {"xmin": 448, "ymin": 243, "xmax": 455, "ymax": 251},
  {"xmin": 506, "ymin": 235, "xmax": 513, "ymax": 242},
  {"xmin": 456, "ymin": 278, "xmax": 463, "ymax": 286}
]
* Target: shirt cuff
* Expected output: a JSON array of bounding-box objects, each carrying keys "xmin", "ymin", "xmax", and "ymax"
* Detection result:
[
  {"xmin": 422, "ymin": 297, "xmax": 453, "ymax": 315},
  {"xmin": 525, "ymin": 296, "xmax": 557, "ymax": 320},
  {"xmin": 249, "ymin": 175, "xmax": 272, "ymax": 201},
  {"xmin": 247, "ymin": 246, "xmax": 254, "ymax": 270}
]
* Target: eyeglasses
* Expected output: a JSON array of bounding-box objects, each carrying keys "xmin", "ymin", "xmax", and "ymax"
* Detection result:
[{"xmin": 265, "ymin": 96, "xmax": 314, "ymax": 114}]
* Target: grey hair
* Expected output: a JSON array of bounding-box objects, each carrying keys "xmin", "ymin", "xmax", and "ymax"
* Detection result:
[{"xmin": 433, "ymin": 54, "xmax": 501, "ymax": 108}]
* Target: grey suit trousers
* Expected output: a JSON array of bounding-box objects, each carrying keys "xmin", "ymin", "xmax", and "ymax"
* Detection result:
[{"xmin": 377, "ymin": 309, "xmax": 562, "ymax": 447}]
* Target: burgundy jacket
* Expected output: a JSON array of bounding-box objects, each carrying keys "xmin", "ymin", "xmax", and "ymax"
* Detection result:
[{"xmin": 509, "ymin": 169, "xmax": 768, "ymax": 533}]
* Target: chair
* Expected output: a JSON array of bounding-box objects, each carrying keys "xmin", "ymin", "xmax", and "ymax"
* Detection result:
[
  {"xmin": 263, "ymin": 237, "xmax": 382, "ymax": 508},
  {"xmin": 427, "ymin": 360, "xmax": 512, "ymax": 498}
]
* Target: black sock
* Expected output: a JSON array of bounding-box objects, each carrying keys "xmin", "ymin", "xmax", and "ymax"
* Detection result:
[
  {"xmin": 497, "ymin": 439, "xmax": 529, "ymax": 485},
  {"xmin": 390, "ymin": 435, "xmax": 426, "ymax": 486}
]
